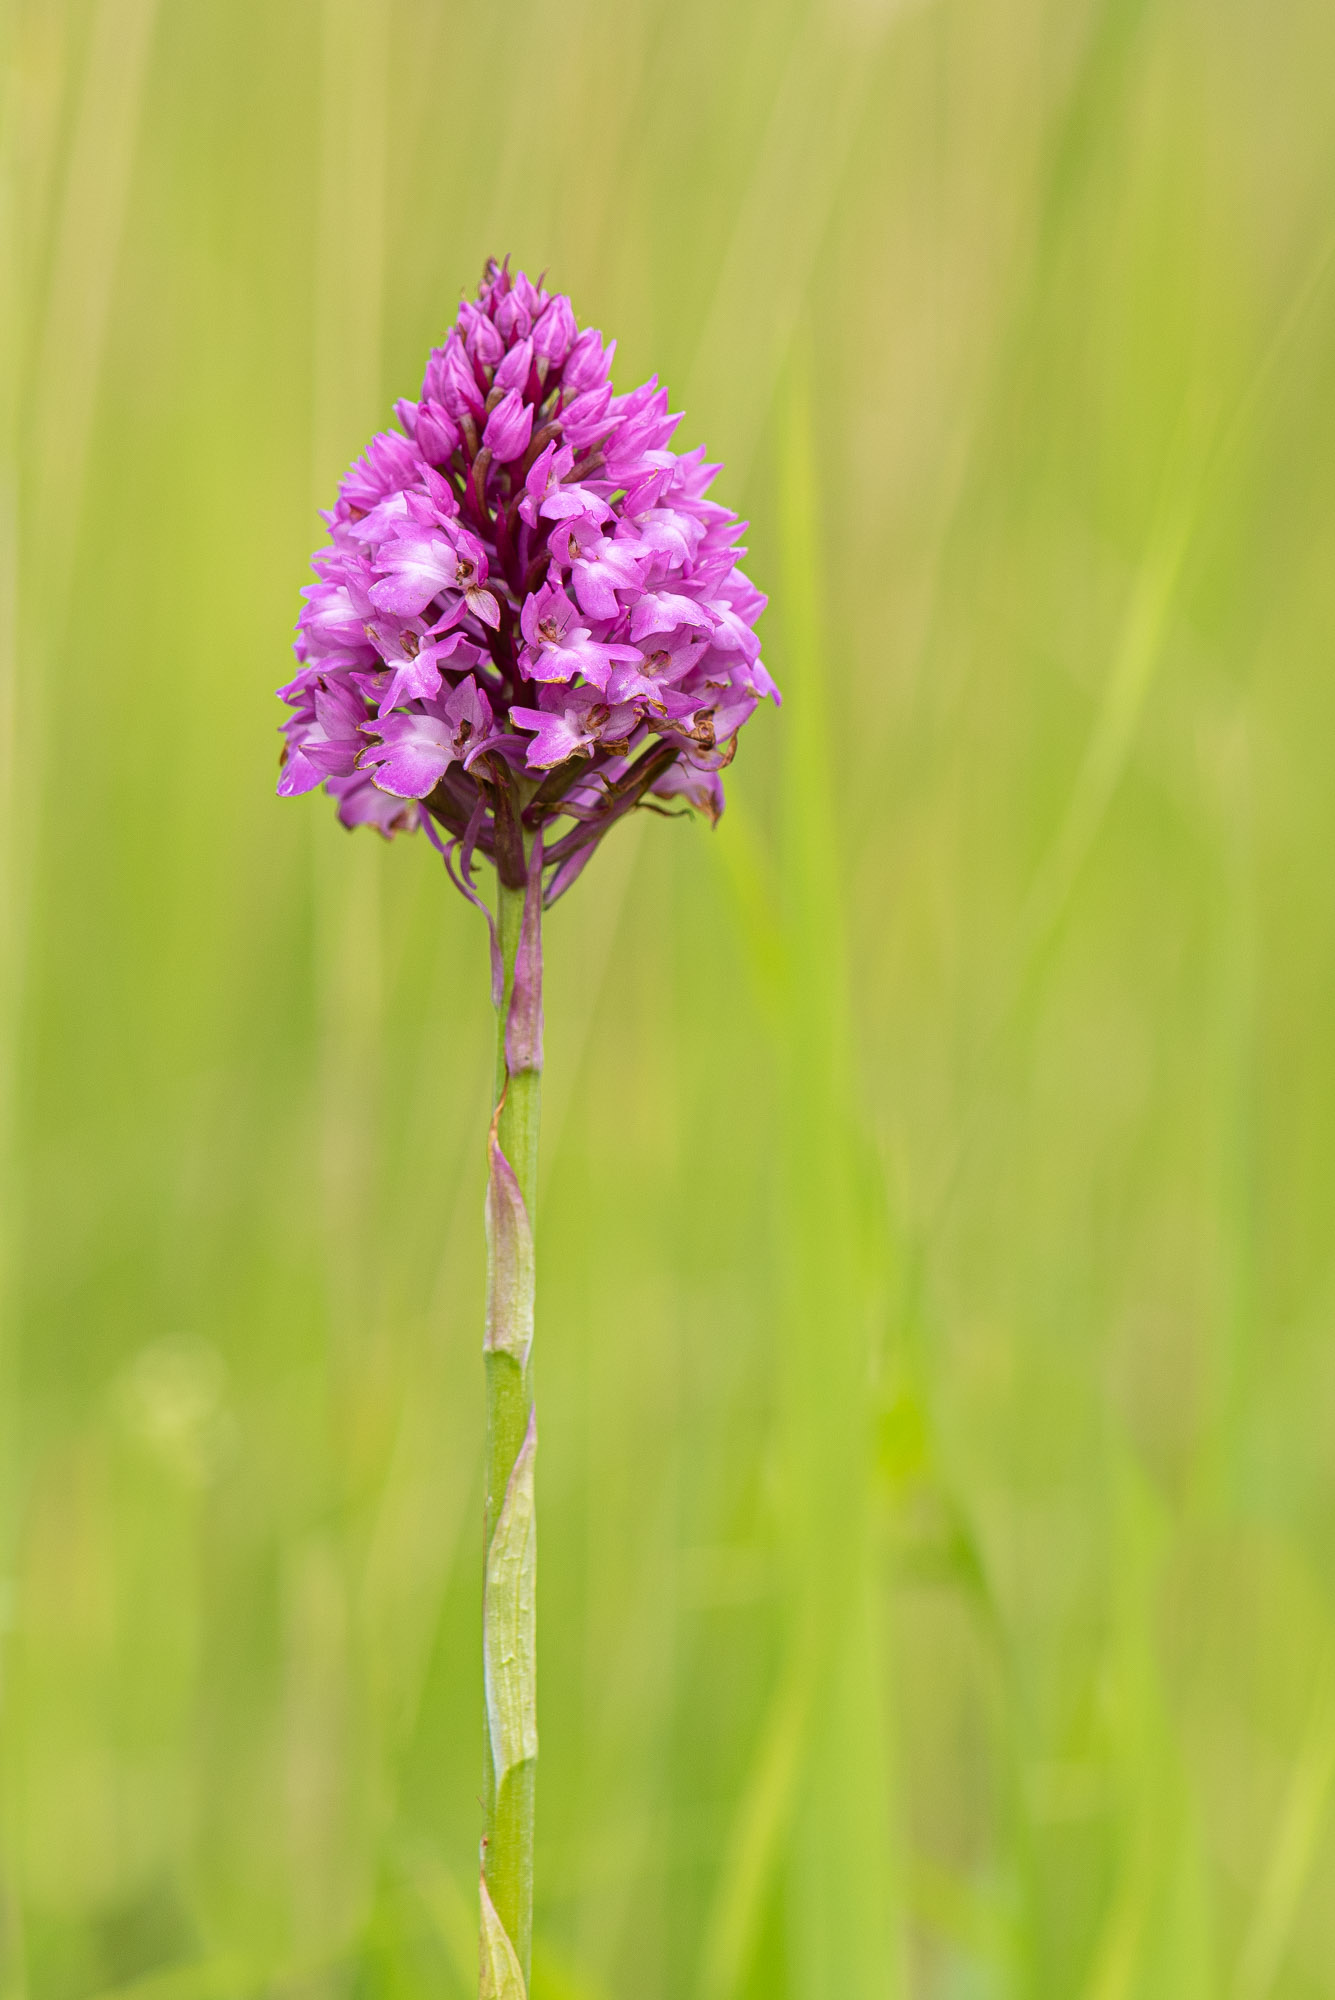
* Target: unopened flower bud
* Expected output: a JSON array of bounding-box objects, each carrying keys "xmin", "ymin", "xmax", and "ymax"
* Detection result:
[{"xmin": 483, "ymin": 388, "xmax": 535, "ymax": 464}]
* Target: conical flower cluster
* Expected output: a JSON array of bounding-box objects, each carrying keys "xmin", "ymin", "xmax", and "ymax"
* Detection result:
[{"xmin": 279, "ymin": 258, "xmax": 777, "ymax": 902}]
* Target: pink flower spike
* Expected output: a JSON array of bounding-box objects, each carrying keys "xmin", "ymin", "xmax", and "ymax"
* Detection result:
[{"xmin": 281, "ymin": 257, "xmax": 776, "ymax": 865}]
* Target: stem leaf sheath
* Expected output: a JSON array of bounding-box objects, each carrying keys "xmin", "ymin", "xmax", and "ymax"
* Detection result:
[
  {"xmin": 484, "ymin": 1123, "xmax": 535, "ymax": 1369},
  {"xmin": 479, "ymin": 1876, "xmax": 528, "ymax": 2000},
  {"xmin": 484, "ymin": 1409, "xmax": 539, "ymax": 1786}
]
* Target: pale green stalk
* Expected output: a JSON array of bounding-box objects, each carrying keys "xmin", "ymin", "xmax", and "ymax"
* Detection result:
[{"xmin": 480, "ymin": 868, "xmax": 542, "ymax": 1995}]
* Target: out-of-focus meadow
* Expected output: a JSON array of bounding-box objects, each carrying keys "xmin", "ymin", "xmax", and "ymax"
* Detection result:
[{"xmin": 4, "ymin": 1, "xmax": 1335, "ymax": 1995}]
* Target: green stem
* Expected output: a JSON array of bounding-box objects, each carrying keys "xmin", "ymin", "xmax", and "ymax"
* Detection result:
[
  {"xmin": 494, "ymin": 879, "xmax": 541, "ymax": 1205},
  {"xmin": 481, "ymin": 869, "xmax": 541, "ymax": 1994}
]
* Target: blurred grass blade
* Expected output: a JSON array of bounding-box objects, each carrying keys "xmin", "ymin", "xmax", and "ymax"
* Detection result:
[
  {"xmin": 5, "ymin": 0, "xmax": 160, "ymax": 1343},
  {"xmin": 27, "ymin": 0, "xmax": 160, "ymax": 587},
  {"xmin": 311, "ymin": 0, "xmax": 388, "ymax": 1366},
  {"xmin": 1019, "ymin": 219, "xmax": 1335, "ymax": 984},
  {"xmin": 776, "ymin": 355, "xmax": 902, "ymax": 2000},
  {"xmin": 2, "ymin": 10, "xmax": 157, "ymax": 1991},
  {"xmin": 684, "ymin": 6, "xmax": 891, "ymax": 487},
  {"xmin": 697, "ymin": 1658, "xmax": 808, "ymax": 2000},
  {"xmin": 1017, "ymin": 402, "xmax": 1207, "ymax": 972},
  {"xmin": 1078, "ymin": 1458, "xmax": 1170, "ymax": 2000},
  {"xmin": 1232, "ymin": 1664, "xmax": 1335, "ymax": 2000},
  {"xmin": 701, "ymin": 362, "xmax": 902, "ymax": 2000}
]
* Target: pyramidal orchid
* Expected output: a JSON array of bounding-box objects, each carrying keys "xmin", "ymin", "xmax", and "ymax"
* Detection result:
[{"xmin": 278, "ymin": 258, "xmax": 777, "ymax": 1996}]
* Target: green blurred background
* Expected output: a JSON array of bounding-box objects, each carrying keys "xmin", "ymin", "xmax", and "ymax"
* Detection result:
[{"xmin": 4, "ymin": 1, "xmax": 1335, "ymax": 1995}]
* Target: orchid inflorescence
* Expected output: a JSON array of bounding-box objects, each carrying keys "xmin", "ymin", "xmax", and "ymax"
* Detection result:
[
  {"xmin": 278, "ymin": 257, "xmax": 778, "ymax": 911},
  {"xmin": 278, "ymin": 259, "xmax": 775, "ymax": 1996}
]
